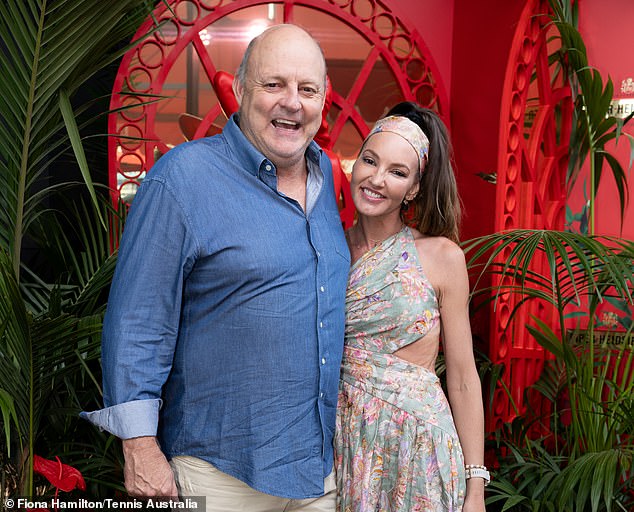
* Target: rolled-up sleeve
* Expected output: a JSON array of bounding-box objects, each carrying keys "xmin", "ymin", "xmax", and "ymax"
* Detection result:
[
  {"xmin": 81, "ymin": 167, "xmax": 199, "ymax": 438},
  {"xmin": 80, "ymin": 399, "xmax": 160, "ymax": 439}
]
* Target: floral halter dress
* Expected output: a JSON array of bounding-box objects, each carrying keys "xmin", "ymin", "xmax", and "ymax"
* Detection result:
[{"xmin": 335, "ymin": 227, "xmax": 466, "ymax": 511}]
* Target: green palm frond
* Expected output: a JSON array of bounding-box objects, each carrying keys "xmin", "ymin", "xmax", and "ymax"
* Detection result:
[
  {"xmin": 0, "ymin": 248, "xmax": 104, "ymax": 493},
  {"xmin": 0, "ymin": 169, "xmax": 127, "ymax": 498},
  {"xmin": 0, "ymin": 0, "xmax": 158, "ymax": 279},
  {"xmin": 0, "ymin": 0, "xmax": 163, "ymax": 495},
  {"xmin": 486, "ymin": 440, "xmax": 564, "ymax": 511},
  {"xmin": 0, "ymin": 237, "xmax": 111, "ymax": 494},
  {"xmin": 30, "ymin": 194, "xmax": 126, "ymax": 317},
  {"xmin": 470, "ymin": 228, "xmax": 634, "ymax": 510},
  {"xmin": 553, "ymin": 450, "xmax": 630, "ymax": 512},
  {"xmin": 488, "ymin": 436, "xmax": 632, "ymax": 512},
  {"xmin": 464, "ymin": 229, "xmax": 634, "ymax": 314}
]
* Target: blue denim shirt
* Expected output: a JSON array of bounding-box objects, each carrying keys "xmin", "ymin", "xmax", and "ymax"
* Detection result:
[{"xmin": 81, "ymin": 115, "xmax": 350, "ymax": 499}]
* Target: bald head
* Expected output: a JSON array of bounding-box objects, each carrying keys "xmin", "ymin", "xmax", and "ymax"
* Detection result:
[{"xmin": 235, "ymin": 24, "xmax": 327, "ymax": 90}]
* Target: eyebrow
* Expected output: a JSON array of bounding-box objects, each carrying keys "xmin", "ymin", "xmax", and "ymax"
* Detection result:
[{"xmin": 362, "ymin": 148, "xmax": 415, "ymax": 171}]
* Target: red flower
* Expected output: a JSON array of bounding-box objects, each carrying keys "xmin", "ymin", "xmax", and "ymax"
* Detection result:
[{"xmin": 33, "ymin": 454, "xmax": 86, "ymax": 493}]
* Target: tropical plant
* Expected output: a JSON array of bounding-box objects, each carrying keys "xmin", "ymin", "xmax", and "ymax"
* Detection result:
[
  {"xmin": 548, "ymin": 0, "xmax": 634, "ymax": 233},
  {"xmin": 465, "ymin": 230, "xmax": 634, "ymax": 511},
  {"xmin": 28, "ymin": 198, "xmax": 128, "ymax": 498},
  {"xmin": 469, "ymin": 4, "xmax": 634, "ymax": 509},
  {"xmin": 0, "ymin": 197, "xmax": 129, "ymax": 498},
  {"xmin": 0, "ymin": 0, "xmax": 160, "ymax": 497}
]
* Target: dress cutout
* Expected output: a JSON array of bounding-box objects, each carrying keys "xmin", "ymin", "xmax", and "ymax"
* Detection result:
[{"xmin": 335, "ymin": 227, "xmax": 466, "ymax": 511}]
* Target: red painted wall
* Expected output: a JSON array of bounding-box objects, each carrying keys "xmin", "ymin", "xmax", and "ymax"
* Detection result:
[
  {"xmin": 362, "ymin": 1, "xmax": 490, "ymax": 240},
  {"xmin": 449, "ymin": 0, "xmax": 526, "ymax": 243},
  {"xmin": 447, "ymin": 1, "xmax": 527, "ymax": 350},
  {"xmin": 385, "ymin": 0, "xmax": 455, "ymax": 95},
  {"xmin": 578, "ymin": 0, "xmax": 634, "ymax": 238},
  {"xmin": 429, "ymin": 0, "xmax": 633, "ymax": 242}
]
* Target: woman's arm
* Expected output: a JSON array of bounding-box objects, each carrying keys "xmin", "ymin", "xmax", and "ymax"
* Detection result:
[{"xmin": 423, "ymin": 238, "xmax": 487, "ymax": 511}]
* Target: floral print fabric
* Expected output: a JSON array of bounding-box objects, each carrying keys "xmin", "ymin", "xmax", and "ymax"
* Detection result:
[{"xmin": 335, "ymin": 227, "xmax": 466, "ymax": 511}]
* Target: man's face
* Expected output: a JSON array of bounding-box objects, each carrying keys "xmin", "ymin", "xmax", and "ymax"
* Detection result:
[{"xmin": 234, "ymin": 27, "xmax": 326, "ymax": 172}]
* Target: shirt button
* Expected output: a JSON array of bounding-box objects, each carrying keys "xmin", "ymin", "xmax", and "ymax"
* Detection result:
[
  {"xmin": 319, "ymin": 321, "xmax": 324, "ymax": 328},
  {"xmin": 319, "ymin": 392, "xmax": 324, "ymax": 398},
  {"xmin": 320, "ymin": 286, "xmax": 325, "ymax": 292},
  {"xmin": 265, "ymin": 164, "xmax": 272, "ymax": 171}
]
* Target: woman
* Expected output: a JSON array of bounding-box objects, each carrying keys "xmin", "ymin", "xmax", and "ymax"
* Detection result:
[{"xmin": 335, "ymin": 102, "xmax": 487, "ymax": 512}]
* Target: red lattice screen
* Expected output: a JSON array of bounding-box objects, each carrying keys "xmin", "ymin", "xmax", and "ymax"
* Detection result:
[
  {"xmin": 107, "ymin": 0, "xmax": 448, "ymax": 230},
  {"xmin": 489, "ymin": 0, "xmax": 572, "ymax": 431}
]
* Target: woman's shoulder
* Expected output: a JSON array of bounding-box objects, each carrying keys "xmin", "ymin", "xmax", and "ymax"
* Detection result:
[
  {"xmin": 409, "ymin": 227, "xmax": 465, "ymax": 263},
  {"xmin": 409, "ymin": 228, "xmax": 468, "ymax": 298}
]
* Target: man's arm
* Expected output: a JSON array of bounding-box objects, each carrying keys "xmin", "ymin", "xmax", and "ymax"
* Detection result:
[
  {"xmin": 82, "ymin": 170, "xmax": 198, "ymax": 497},
  {"xmin": 81, "ymin": 401, "xmax": 176, "ymax": 497}
]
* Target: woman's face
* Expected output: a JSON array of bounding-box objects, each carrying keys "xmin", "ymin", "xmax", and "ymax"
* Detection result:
[{"xmin": 350, "ymin": 131, "xmax": 420, "ymax": 221}]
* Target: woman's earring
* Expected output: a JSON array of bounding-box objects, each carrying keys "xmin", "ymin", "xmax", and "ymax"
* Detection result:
[{"xmin": 401, "ymin": 199, "xmax": 410, "ymax": 211}]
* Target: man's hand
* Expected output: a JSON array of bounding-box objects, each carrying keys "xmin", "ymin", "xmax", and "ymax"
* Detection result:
[{"xmin": 122, "ymin": 436, "xmax": 179, "ymax": 498}]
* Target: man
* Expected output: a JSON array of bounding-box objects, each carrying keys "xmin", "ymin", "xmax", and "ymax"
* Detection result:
[{"xmin": 82, "ymin": 24, "xmax": 349, "ymax": 511}]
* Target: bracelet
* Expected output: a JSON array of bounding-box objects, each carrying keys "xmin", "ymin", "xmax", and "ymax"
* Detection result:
[
  {"xmin": 465, "ymin": 464, "xmax": 487, "ymax": 470},
  {"xmin": 464, "ymin": 465, "xmax": 490, "ymax": 486}
]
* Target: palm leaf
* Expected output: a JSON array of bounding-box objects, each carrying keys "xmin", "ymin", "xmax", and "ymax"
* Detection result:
[
  {"xmin": 0, "ymin": 0, "xmax": 159, "ymax": 279},
  {"xmin": 28, "ymin": 194, "xmax": 125, "ymax": 315},
  {"xmin": 0, "ymin": 248, "xmax": 104, "ymax": 493},
  {"xmin": 0, "ymin": 389, "xmax": 21, "ymax": 457},
  {"xmin": 465, "ymin": 230, "xmax": 633, "ymax": 315},
  {"xmin": 548, "ymin": 0, "xmax": 633, "ymax": 230},
  {"xmin": 0, "ymin": 0, "xmax": 164, "ymax": 495},
  {"xmin": 552, "ymin": 450, "xmax": 626, "ymax": 512}
]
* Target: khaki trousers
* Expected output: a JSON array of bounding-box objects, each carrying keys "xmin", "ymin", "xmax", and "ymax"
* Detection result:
[{"xmin": 170, "ymin": 456, "xmax": 336, "ymax": 512}]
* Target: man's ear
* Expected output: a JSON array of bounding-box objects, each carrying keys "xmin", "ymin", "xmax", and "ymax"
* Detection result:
[
  {"xmin": 212, "ymin": 71, "xmax": 239, "ymax": 117},
  {"xmin": 232, "ymin": 78, "xmax": 243, "ymax": 106}
]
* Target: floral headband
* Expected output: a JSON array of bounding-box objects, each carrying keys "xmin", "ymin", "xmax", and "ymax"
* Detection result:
[{"xmin": 367, "ymin": 115, "xmax": 429, "ymax": 172}]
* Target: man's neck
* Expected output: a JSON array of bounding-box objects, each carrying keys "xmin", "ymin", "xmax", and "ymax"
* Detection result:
[{"xmin": 277, "ymin": 163, "xmax": 308, "ymax": 211}]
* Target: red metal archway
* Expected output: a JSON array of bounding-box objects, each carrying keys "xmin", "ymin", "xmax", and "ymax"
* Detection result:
[
  {"xmin": 489, "ymin": 0, "xmax": 572, "ymax": 431},
  {"xmin": 108, "ymin": 0, "xmax": 449, "ymax": 228}
]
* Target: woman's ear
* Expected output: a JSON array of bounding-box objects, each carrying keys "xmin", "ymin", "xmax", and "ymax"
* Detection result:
[{"xmin": 406, "ymin": 182, "xmax": 420, "ymax": 202}]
